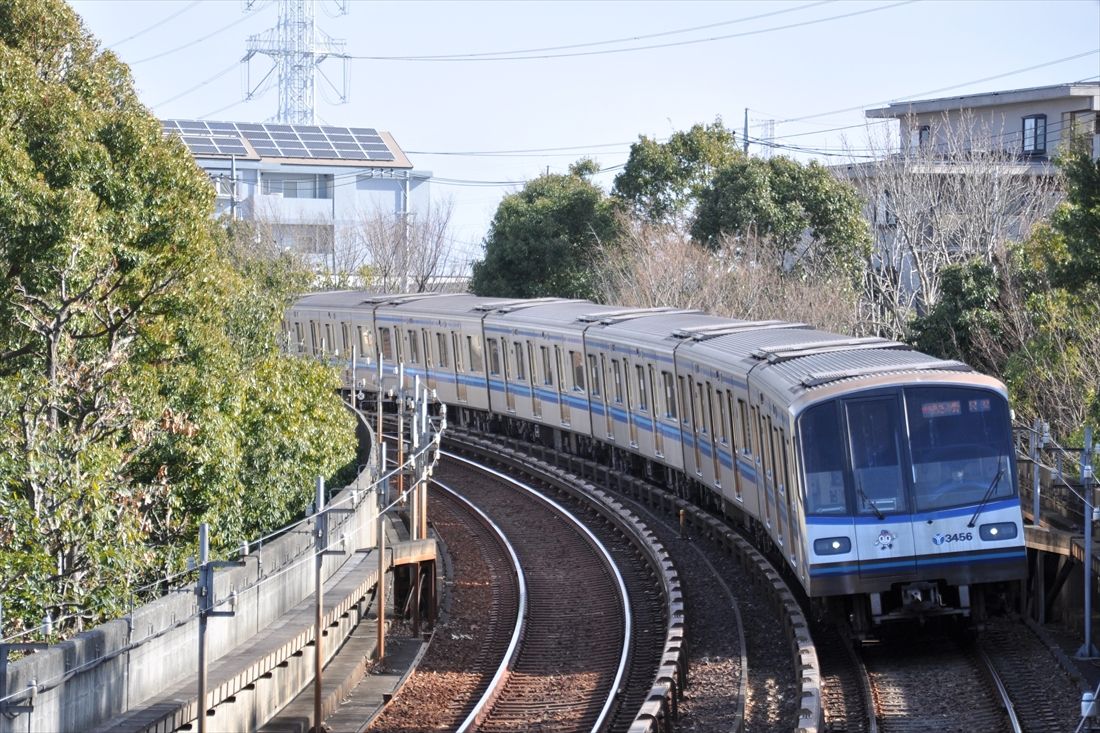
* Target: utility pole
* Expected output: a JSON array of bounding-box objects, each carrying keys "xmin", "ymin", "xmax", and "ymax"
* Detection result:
[
  {"xmin": 743, "ymin": 107, "xmax": 749, "ymax": 154},
  {"xmin": 1079, "ymin": 426, "xmax": 1098, "ymax": 658}
]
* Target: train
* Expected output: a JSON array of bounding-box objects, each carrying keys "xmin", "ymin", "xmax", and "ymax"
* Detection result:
[{"xmin": 286, "ymin": 290, "xmax": 1026, "ymax": 633}]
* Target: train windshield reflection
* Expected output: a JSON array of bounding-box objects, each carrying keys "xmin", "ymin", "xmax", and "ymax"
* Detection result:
[
  {"xmin": 800, "ymin": 387, "xmax": 1013, "ymax": 516},
  {"xmin": 906, "ymin": 386, "xmax": 1013, "ymax": 512}
]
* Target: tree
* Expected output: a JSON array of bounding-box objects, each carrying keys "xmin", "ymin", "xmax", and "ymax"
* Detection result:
[
  {"xmin": 343, "ymin": 198, "xmax": 463, "ymax": 292},
  {"xmin": 692, "ymin": 155, "xmax": 871, "ymax": 282},
  {"xmin": 0, "ymin": 0, "xmax": 354, "ymax": 637},
  {"xmin": 612, "ymin": 121, "xmax": 740, "ymax": 224},
  {"xmin": 1047, "ymin": 137, "xmax": 1100, "ymax": 292},
  {"xmin": 470, "ymin": 160, "xmax": 621, "ymax": 299},
  {"xmin": 845, "ymin": 114, "xmax": 1058, "ymax": 337}
]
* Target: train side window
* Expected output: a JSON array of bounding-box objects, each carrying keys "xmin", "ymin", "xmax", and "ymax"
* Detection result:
[
  {"xmin": 623, "ymin": 361, "xmax": 634, "ymax": 409},
  {"xmin": 467, "ymin": 335, "xmax": 483, "ymax": 373},
  {"xmin": 323, "ymin": 323, "xmax": 334, "ymax": 354},
  {"xmin": 612, "ymin": 359, "xmax": 623, "ymax": 403},
  {"xmin": 635, "ymin": 365, "xmax": 648, "ymax": 411},
  {"xmin": 407, "ymin": 329, "xmax": 420, "ymax": 363},
  {"xmin": 514, "ymin": 341, "xmax": 526, "ymax": 381},
  {"xmin": 527, "ymin": 343, "xmax": 538, "ymax": 386},
  {"xmin": 716, "ymin": 388, "xmax": 729, "ymax": 444},
  {"xmin": 571, "ymin": 351, "xmax": 585, "ymax": 392},
  {"xmin": 649, "ymin": 366, "xmax": 661, "ymax": 417},
  {"xmin": 694, "ymin": 381, "xmax": 708, "ymax": 434},
  {"xmin": 778, "ymin": 428, "xmax": 791, "ymax": 494},
  {"xmin": 555, "ymin": 346, "xmax": 567, "ymax": 392},
  {"xmin": 378, "ymin": 327, "xmax": 394, "ymax": 361},
  {"xmin": 452, "ymin": 333, "xmax": 464, "ymax": 372},
  {"xmin": 340, "ymin": 322, "xmax": 351, "ymax": 355},
  {"xmin": 357, "ymin": 326, "xmax": 372, "ymax": 359},
  {"xmin": 738, "ymin": 399, "xmax": 751, "ymax": 456},
  {"xmin": 487, "ymin": 338, "xmax": 501, "ymax": 375},
  {"xmin": 587, "ymin": 354, "xmax": 600, "ymax": 396},
  {"xmin": 436, "ymin": 332, "xmax": 449, "ymax": 368},
  {"xmin": 726, "ymin": 392, "xmax": 737, "ymax": 452},
  {"xmin": 661, "ymin": 371, "xmax": 677, "ymax": 420},
  {"xmin": 294, "ymin": 322, "xmax": 305, "ymax": 352},
  {"xmin": 541, "ymin": 346, "xmax": 553, "ymax": 386},
  {"xmin": 678, "ymin": 376, "xmax": 690, "ymax": 426}
]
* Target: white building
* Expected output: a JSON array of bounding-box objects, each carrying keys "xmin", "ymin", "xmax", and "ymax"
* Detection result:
[{"xmin": 162, "ymin": 119, "xmax": 431, "ymax": 274}]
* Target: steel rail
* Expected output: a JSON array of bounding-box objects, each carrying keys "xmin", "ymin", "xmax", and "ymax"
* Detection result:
[
  {"xmin": 976, "ymin": 647, "xmax": 1023, "ymax": 733},
  {"xmin": 442, "ymin": 449, "xmax": 633, "ymax": 733},
  {"xmin": 431, "ymin": 479, "xmax": 529, "ymax": 733}
]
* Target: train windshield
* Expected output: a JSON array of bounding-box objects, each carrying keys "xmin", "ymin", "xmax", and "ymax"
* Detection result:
[
  {"xmin": 800, "ymin": 387, "xmax": 1013, "ymax": 515},
  {"xmin": 906, "ymin": 387, "xmax": 1013, "ymax": 512}
]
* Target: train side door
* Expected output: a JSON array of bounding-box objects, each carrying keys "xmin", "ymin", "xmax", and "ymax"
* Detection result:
[
  {"xmin": 451, "ymin": 332, "xmax": 467, "ymax": 403},
  {"xmin": 601, "ymin": 354, "xmax": 614, "ymax": 439},
  {"xmin": 527, "ymin": 342, "xmax": 542, "ymax": 419},
  {"xmin": 501, "ymin": 338, "xmax": 516, "ymax": 412},
  {"xmin": 844, "ymin": 395, "xmax": 917, "ymax": 581},
  {"xmin": 649, "ymin": 365, "xmax": 663, "ymax": 457}
]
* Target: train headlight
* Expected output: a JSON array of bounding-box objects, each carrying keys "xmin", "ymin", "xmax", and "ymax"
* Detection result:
[
  {"xmin": 813, "ymin": 537, "xmax": 851, "ymax": 555},
  {"xmin": 979, "ymin": 522, "xmax": 1018, "ymax": 541}
]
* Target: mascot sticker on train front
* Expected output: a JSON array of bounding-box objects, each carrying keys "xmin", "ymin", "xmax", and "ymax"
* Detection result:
[{"xmin": 874, "ymin": 529, "xmax": 896, "ymax": 550}]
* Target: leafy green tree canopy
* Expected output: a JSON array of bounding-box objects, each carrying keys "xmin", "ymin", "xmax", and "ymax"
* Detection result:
[
  {"xmin": 1048, "ymin": 139, "xmax": 1100, "ymax": 292},
  {"xmin": 470, "ymin": 160, "xmax": 621, "ymax": 299},
  {"xmin": 612, "ymin": 121, "xmax": 739, "ymax": 223},
  {"xmin": 691, "ymin": 155, "xmax": 871, "ymax": 279}
]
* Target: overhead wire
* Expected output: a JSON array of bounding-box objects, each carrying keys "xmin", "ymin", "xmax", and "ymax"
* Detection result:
[
  {"xmin": 348, "ymin": 1, "xmax": 916, "ymax": 62},
  {"xmin": 103, "ymin": 0, "xmax": 201, "ymax": 48},
  {"xmin": 128, "ymin": 6, "xmax": 269, "ymax": 65}
]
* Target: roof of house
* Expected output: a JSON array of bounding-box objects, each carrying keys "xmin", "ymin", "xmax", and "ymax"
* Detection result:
[
  {"xmin": 865, "ymin": 82, "xmax": 1100, "ymax": 119},
  {"xmin": 161, "ymin": 119, "xmax": 413, "ymax": 168}
]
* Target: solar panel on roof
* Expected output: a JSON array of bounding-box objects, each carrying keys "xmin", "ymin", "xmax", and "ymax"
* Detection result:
[{"xmin": 163, "ymin": 119, "xmax": 402, "ymax": 163}]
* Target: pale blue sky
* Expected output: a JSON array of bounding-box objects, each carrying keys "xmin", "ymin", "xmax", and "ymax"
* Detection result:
[{"xmin": 70, "ymin": 0, "xmax": 1100, "ymax": 266}]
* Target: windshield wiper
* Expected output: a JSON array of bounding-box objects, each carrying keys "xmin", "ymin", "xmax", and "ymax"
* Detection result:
[
  {"xmin": 967, "ymin": 463, "xmax": 1006, "ymax": 528},
  {"xmin": 856, "ymin": 480, "xmax": 886, "ymax": 520}
]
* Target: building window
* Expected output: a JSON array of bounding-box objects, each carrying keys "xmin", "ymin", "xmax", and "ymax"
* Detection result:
[
  {"xmin": 1022, "ymin": 114, "xmax": 1047, "ymax": 156},
  {"xmin": 260, "ymin": 172, "xmax": 333, "ymax": 199},
  {"xmin": 917, "ymin": 125, "xmax": 930, "ymax": 149}
]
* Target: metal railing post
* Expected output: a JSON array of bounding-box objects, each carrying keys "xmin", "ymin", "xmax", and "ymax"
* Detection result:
[
  {"xmin": 1079, "ymin": 426, "xmax": 1097, "ymax": 658},
  {"xmin": 314, "ymin": 477, "xmax": 325, "ymax": 733},
  {"xmin": 197, "ymin": 523, "xmax": 209, "ymax": 733}
]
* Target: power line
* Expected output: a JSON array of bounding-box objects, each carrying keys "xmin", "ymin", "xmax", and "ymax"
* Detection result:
[
  {"xmin": 129, "ymin": 7, "xmax": 269, "ymax": 65},
  {"xmin": 777, "ymin": 48, "xmax": 1100, "ymax": 124},
  {"xmin": 104, "ymin": 1, "xmax": 201, "ymax": 48},
  {"xmin": 360, "ymin": 1, "xmax": 832, "ymax": 60},
  {"xmin": 152, "ymin": 61, "xmax": 240, "ymax": 108},
  {"xmin": 348, "ymin": 1, "xmax": 916, "ymax": 62}
]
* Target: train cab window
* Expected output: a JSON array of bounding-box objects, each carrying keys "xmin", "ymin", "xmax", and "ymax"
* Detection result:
[
  {"xmin": 294, "ymin": 322, "xmax": 305, "ymax": 352},
  {"xmin": 906, "ymin": 387, "xmax": 1013, "ymax": 512},
  {"xmin": 357, "ymin": 326, "xmax": 373, "ymax": 359},
  {"xmin": 467, "ymin": 335, "xmax": 483, "ymax": 373},
  {"xmin": 488, "ymin": 338, "xmax": 502, "ymax": 375},
  {"xmin": 635, "ymin": 365, "xmax": 648, "ymax": 411},
  {"xmin": 514, "ymin": 342, "xmax": 526, "ymax": 381},
  {"xmin": 800, "ymin": 401, "xmax": 847, "ymax": 514},
  {"xmin": 612, "ymin": 360, "xmax": 624, "ymax": 403},
  {"xmin": 378, "ymin": 327, "xmax": 394, "ymax": 361},
  {"xmin": 846, "ymin": 398, "xmax": 905, "ymax": 515},
  {"xmin": 570, "ymin": 351, "xmax": 585, "ymax": 392},
  {"xmin": 662, "ymin": 372, "xmax": 677, "ymax": 420},
  {"xmin": 588, "ymin": 355, "xmax": 600, "ymax": 396},
  {"xmin": 407, "ymin": 330, "xmax": 420, "ymax": 363},
  {"xmin": 435, "ymin": 332, "xmax": 449, "ymax": 368}
]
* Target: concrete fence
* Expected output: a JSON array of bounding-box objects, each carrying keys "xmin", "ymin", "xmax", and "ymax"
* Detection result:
[{"xmin": 0, "ymin": 465, "xmax": 383, "ymax": 733}]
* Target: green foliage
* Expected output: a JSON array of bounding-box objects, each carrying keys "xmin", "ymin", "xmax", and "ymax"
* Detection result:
[
  {"xmin": 470, "ymin": 167, "xmax": 621, "ymax": 299},
  {"xmin": 612, "ymin": 121, "xmax": 739, "ymax": 223},
  {"xmin": 1048, "ymin": 139, "xmax": 1100, "ymax": 292},
  {"xmin": 0, "ymin": 0, "xmax": 354, "ymax": 637},
  {"xmin": 910, "ymin": 260, "xmax": 1002, "ymax": 370},
  {"xmin": 692, "ymin": 155, "xmax": 871, "ymax": 280}
]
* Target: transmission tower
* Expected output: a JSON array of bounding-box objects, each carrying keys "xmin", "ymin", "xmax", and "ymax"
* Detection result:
[{"xmin": 243, "ymin": 0, "xmax": 349, "ymax": 124}]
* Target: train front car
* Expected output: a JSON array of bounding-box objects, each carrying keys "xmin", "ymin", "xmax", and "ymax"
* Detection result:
[{"xmin": 799, "ymin": 369, "xmax": 1026, "ymax": 633}]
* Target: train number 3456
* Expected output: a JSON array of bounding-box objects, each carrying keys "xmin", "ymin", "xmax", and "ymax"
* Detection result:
[{"xmin": 932, "ymin": 532, "xmax": 972, "ymax": 545}]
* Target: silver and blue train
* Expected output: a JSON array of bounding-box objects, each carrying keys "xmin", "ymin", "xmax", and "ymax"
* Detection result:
[{"xmin": 287, "ymin": 291, "xmax": 1026, "ymax": 631}]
